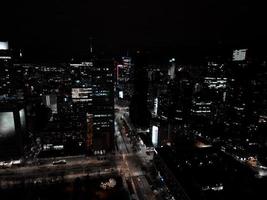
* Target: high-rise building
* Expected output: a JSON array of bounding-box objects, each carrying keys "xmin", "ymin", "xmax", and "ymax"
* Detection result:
[
  {"xmin": 168, "ymin": 58, "xmax": 176, "ymax": 80},
  {"xmin": 0, "ymin": 43, "xmax": 24, "ymax": 102},
  {"xmin": 0, "ymin": 104, "xmax": 25, "ymax": 160},
  {"xmin": 70, "ymin": 59, "xmax": 114, "ymax": 155},
  {"xmin": 116, "ymin": 56, "xmax": 133, "ymax": 102},
  {"xmin": 0, "ymin": 44, "xmax": 13, "ymax": 100}
]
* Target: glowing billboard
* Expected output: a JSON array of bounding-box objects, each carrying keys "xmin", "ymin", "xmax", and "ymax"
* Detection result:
[
  {"xmin": 0, "ymin": 41, "xmax": 8, "ymax": 50},
  {"xmin": 233, "ymin": 49, "xmax": 247, "ymax": 61},
  {"xmin": 0, "ymin": 112, "xmax": 15, "ymax": 139}
]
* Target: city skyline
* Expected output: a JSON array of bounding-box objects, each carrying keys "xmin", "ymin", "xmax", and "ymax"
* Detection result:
[{"xmin": 1, "ymin": 1, "xmax": 267, "ymax": 200}]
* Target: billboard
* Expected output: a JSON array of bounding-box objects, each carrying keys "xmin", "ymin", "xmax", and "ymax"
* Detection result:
[
  {"xmin": 0, "ymin": 41, "xmax": 8, "ymax": 50},
  {"xmin": 0, "ymin": 112, "xmax": 15, "ymax": 139},
  {"xmin": 152, "ymin": 126, "xmax": 159, "ymax": 146},
  {"xmin": 233, "ymin": 49, "xmax": 247, "ymax": 61}
]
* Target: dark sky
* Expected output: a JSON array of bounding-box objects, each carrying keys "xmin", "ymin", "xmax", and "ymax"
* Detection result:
[{"xmin": 0, "ymin": 0, "xmax": 265, "ymax": 59}]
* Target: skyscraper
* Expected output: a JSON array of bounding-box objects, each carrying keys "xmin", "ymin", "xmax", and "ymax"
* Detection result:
[
  {"xmin": 0, "ymin": 104, "xmax": 25, "ymax": 160},
  {"xmin": 70, "ymin": 59, "xmax": 114, "ymax": 155}
]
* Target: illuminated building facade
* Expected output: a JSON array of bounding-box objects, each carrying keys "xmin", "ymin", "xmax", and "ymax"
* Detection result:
[
  {"xmin": 0, "ymin": 43, "xmax": 24, "ymax": 102},
  {"xmin": 115, "ymin": 56, "xmax": 133, "ymax": 102},
  {"xmin": 70, "ymin": 59, "xmax": 114, "ymax": 155},
  {"xmin": 0, "ymin": 104, "xmax": 25, "ymax": 160}
]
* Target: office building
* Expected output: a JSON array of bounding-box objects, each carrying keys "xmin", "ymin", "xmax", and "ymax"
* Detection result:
[
  {"xmin": 70, "ymin": 59, "xmax": 114, "ymax": 155},
  {"xmin": 0, "ymin": 104, "xmax": 25, "ymax": 160}
]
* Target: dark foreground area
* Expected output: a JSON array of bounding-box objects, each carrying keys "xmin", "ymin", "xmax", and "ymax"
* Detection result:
[{"xmin": 0, "ymin": 175, "xmax": 130, "ymax": 200}]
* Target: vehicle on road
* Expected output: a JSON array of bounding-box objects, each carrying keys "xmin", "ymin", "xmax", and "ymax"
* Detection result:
[{"xmin": 52, "ymin": 159, "xmax": 67, "ymax": 165}]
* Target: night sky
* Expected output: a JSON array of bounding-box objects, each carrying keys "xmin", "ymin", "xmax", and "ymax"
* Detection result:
[{"xmin": 0, "ymin": 0, "xmax": 265, "ymax": 59}]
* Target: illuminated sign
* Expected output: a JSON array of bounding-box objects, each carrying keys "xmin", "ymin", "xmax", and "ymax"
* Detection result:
[
  {"xmin": 152, "ymin": 126, "xmax": 159, "ymax": 146},
  {"xmin": 0, "ymin": 41, "xmax": 8, "ymax": 50},
  {"xmin": 233, "ymin": 49, "xmax": 247, "ymax": 61}
]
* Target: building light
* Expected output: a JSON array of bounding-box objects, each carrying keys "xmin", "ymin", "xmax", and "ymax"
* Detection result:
[
  {"xmin": 0, "ymin": 41, "xmax": 8, "ymax": 50},
  {"xmin": 119, "ymin": 91, "xmax": 124, "ymax": 99},
  {"xmin": 152, "ymin": 126, "xmax": 159, "ymax": 146},
  {"xmin": 0, "ymin": 56, "xmax": 11, "ymax": 59}
]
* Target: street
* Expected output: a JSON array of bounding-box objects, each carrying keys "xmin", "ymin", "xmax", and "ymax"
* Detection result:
[{"xmin": 114, "ymin": 105, "xmax": 157, "ymax": 200}]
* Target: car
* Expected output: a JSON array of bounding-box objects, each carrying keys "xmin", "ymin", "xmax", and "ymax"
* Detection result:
[{"xmin": 52, "ymin": 160, "xmax": 66, "ymax": 165}]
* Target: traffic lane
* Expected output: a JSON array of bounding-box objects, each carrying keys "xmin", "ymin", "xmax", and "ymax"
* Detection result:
[
  {"xmin": 0, "ymin": 159, "xmax": 114, "ymax": 177},
  {"xmin": 132, "ymin": 176, "xmax": 155, "ymax": 200},
  {"xmin": 0, "ymin": 162, "xmax": 117, "ymax": 179},
  {"xmin": 115, "ymin": 115, "xmax": 129, "ymax": 154}
]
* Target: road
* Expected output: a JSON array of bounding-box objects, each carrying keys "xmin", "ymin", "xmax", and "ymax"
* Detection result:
[{"xmin": 115, "ymin": 106, "xmax": 157, "ymax": 200}]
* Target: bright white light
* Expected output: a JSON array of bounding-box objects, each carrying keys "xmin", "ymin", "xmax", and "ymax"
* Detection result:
[
  {"xmin": 152, "ymin": 126, "xmax": 159, "ymax": 146},
  {"xmin": 154, "ymin": 98, "xmax": 158, "ymax": 115},
  {"xmin": 154, "ymin": 149, "xmax": 158, "ymax": 154},
  {"xmin": 258, "ymin": 170, "xmax": 267, "ymax": 177},
  {"xmin": 0, "ymin": 56, "xmax": 11, "ymax": 59},
  {"xmin": 0, "ymin": 41, "xmax": 8, "ymax": 50},
  {"xmin": 53, "ymin": 145, "xmax": 64, "ymax": 150},
  {"xmin": 169, "ymin": 58, "xmax": 175, "ymax": 62},
  {"xmin": 19, "ymin": 109, "xmax": 26, "ymax": 130},
  {"xmin": 119, "ymin": 91, "xmax": 123, "ymax": 99}
]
